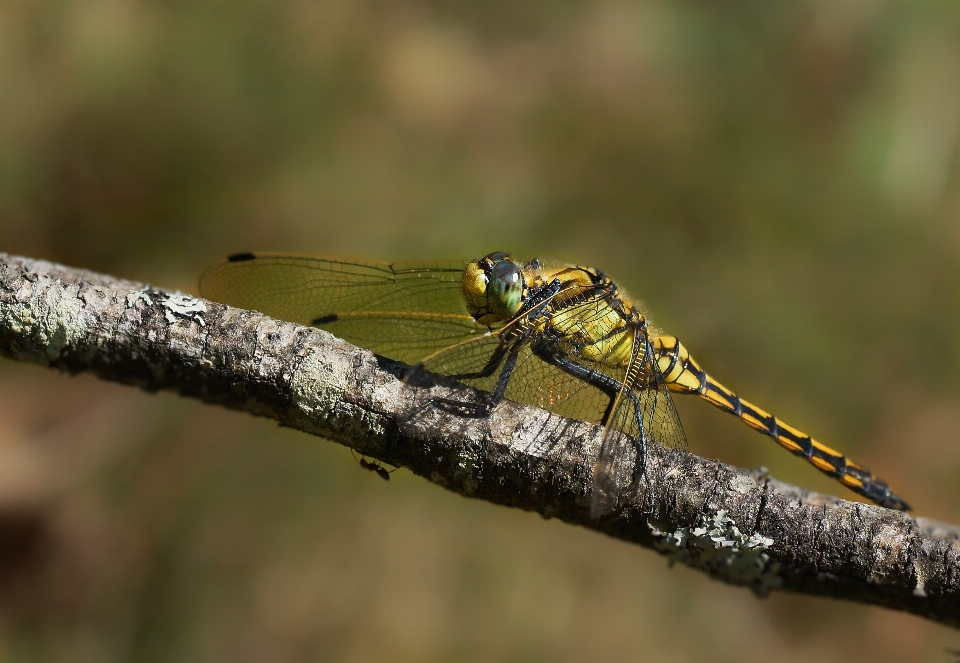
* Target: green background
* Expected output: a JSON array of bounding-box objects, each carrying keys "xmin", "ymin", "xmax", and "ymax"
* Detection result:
[{"xmin": 2, "ymin": 0, "xmax": 959, "ymax": 660}]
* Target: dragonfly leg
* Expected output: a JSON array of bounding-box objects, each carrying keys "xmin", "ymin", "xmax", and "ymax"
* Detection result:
[
  {"xmin": 444, "ymin": 342, "xmax": 510, "ymax": 382},
  {"xmin": 428, "ymin": 344, "xmax": 522, "ymax": 417},
  {"xmin": 406, "ymin": 341, "xmax": 510, "ymax": 416},
  {"xmin": 652, "ymin": 335, "xmax": 910, "ymax": 510},
  {"xmin": 538, "ymin": 348, "xmax": 652, "ymax": 514},
  {"xmin": 531, "ymin": 346, "xmax": 620, "ymax": 421},
  {"xmin": 532, "ymin": 349, "xmax": 649, "ymax": 466},
  {"xmin": 488, "ymin": 345, "xmax": 521, "ymax": 405}
]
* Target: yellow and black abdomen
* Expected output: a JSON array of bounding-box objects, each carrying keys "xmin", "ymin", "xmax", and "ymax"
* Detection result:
[{"xmin": 653, "ymin": 336, "xmax": 910, "ymax": 511}]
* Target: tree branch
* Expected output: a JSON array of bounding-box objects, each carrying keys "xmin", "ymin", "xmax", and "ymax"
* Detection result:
[{"xmin": 1, "ymin": 252, "xmax": 957, "ymax": 627}]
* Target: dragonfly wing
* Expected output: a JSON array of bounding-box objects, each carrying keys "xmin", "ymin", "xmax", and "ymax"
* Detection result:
[
  {"xmin": 407, "ymin": 311, "xmax": 617, "ymax": 427},
  {"xmin": 199, "ymin": 254, "xmax": 477, "ymax": 363},
  {"xmin": 590, "ymin": 330, "xmax": 687, "ymax": 519},
  {"xmin": 400, "ymin": 331, "xmax": 515, "ymax": 427},
  {"xmin": 314, "ymin": 310, "xmax": 484, "ymax": 363},
  {"xmin": 413, "ymin": 331, "xmax": 512, "ymax": 394}
]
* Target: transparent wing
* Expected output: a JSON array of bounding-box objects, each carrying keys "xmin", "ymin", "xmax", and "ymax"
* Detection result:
[
  {"xmin": 413, "ymin": 330, "xmax": 613, "ymax": 425},
  {"xmin": 410, "ymin": 283, "xmax": 622, "ymax": 424},
  {"xmin": 590, "ymin": 330, "xmax": 687, "ymax": 519},
  {"xmin": 199, "ymin": 253, "xmax": 479, "ymax": 363}
]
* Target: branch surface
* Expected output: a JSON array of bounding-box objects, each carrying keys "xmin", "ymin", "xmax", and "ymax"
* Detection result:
[{"xmin": 0, "ymin": 252, "xmax": 957, "ymax": 627}]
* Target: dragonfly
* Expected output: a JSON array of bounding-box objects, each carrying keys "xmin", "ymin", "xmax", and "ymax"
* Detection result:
[{"xmin": 200, "ymin": 251, "xmax": 911, "ymax": 517}]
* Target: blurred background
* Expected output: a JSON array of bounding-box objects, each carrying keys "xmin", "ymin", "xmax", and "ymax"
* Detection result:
[{"xmin": 1, "ymin": 0, "xmax": 959, "ymax": 660}]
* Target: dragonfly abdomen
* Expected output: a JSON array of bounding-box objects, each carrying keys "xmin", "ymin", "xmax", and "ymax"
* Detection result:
[{"xmin": 653, "ymin": 336, "xmax": 910, "ymax": 511}]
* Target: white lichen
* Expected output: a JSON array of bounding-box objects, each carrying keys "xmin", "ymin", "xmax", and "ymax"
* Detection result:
[
  {"xmin": 125, "ymin": 289, "xmax": 154, "ymax": 308},
  {"xmin": 650, "ymin": 510, "xmax": 782, "ymax": 597},
  {"xmin": 126, "ymin": 287, "xmax": 207, "ymax": 326},
  {"xmin": 161, "ymin": 293, "xmax": 207, "ymax": 326}
]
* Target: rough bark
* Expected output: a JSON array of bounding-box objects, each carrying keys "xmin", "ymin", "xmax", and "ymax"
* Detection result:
[{"xmin": 0, "ymin": 252, "xmax": 957, "ymax": 627}]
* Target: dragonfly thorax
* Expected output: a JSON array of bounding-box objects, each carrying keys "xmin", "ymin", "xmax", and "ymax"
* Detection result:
[{"xmin": 462, "ymin": 252, "xmax": 530, "ymax": 325}]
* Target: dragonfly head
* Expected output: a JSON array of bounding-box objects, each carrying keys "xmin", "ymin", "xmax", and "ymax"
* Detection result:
[{"xmin": 463, "ymin": 252, "xmax": 526, "ymax": 324}]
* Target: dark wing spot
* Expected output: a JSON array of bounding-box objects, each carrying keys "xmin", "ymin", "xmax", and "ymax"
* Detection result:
[
  {"xmin": 227, "ymin": 252, "xmax": 257, "ymax": 262},
  {"xmin": 312, "ymin": 314, "xmax": 339, "ymax": 325}
]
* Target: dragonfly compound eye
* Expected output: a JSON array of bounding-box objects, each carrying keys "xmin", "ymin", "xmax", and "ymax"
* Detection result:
[
  {"xmin": 461, "ymin": 255, "xmax": 524, "ymax": 324},
  {"xmin": 488, "ymin": 260, "xmax": 524, "ymax": 319}
]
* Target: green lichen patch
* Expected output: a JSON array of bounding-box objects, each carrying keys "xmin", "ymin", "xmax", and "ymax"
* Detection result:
[
  {"xmin": 289, "ymin": 342, "xmax": 351, "ymax": 426},
  {"xmin": 0, "ymin": 285, "xmax": 88, "ymax": 363},
  {"xmin": 650, "ymin": 510, "xmax": 782, "ymax": 597}
]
